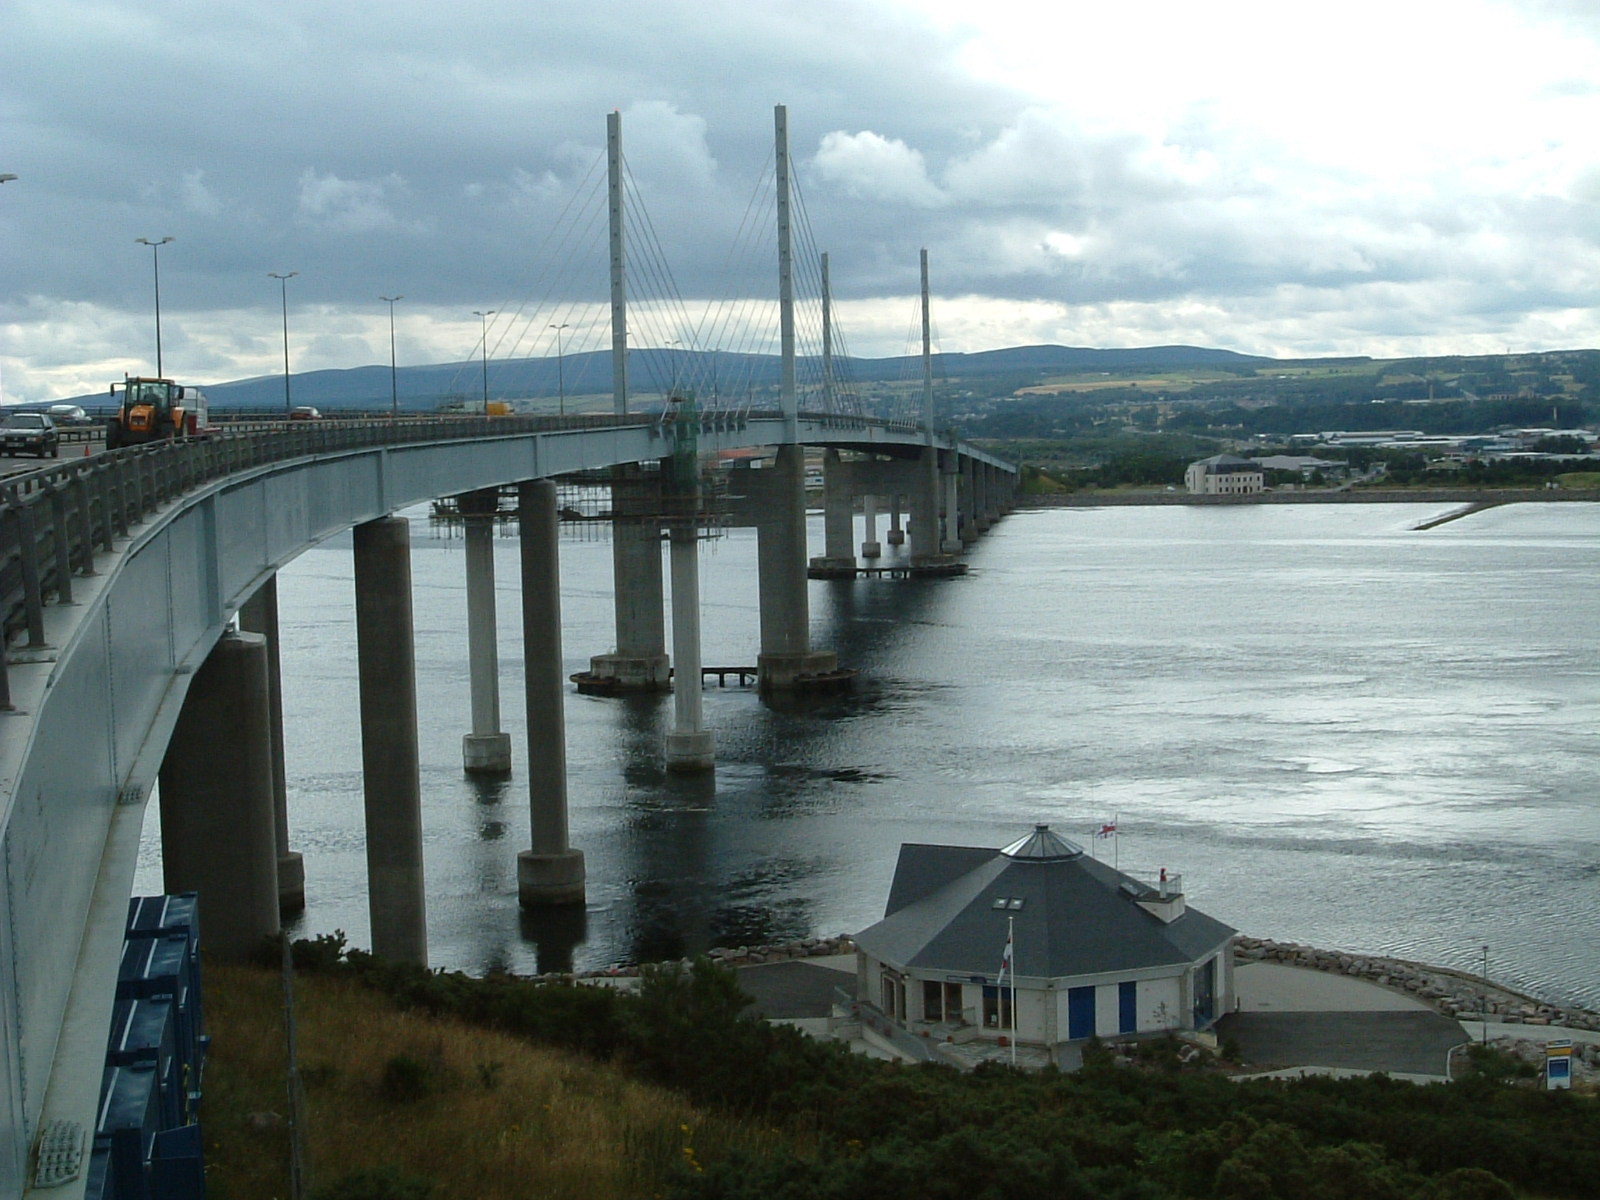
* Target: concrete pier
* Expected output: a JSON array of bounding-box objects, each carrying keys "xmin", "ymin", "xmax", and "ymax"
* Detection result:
[
  {"xmin": 941, "ymin": 465, "xmax": 964, "ymax": 554},
  {"xmin": 586, "ymin": 466, "xmax": 670, "ymax": 691},
  {"xmin": 665, "ymin": 525, "xmax": 714, "ymax": 771},
  {"xmin": 353, "ymin": 515, "xmax": 428, "ymax": 967},
  {"xmin": 237, "ymin": 576, "xmax": 304, "ymax": 914},
  {"xmin": 910, "ymin": 448, "xmax": 944, "ymax": 563},
  {"xmin": 861, "ymin": 493, "xmax": 882, "ymax": 559},
  {"xmin": 460, "ymin": 490, "xmax": 512, "ymax": 775},
  {"xmin": 887, "ymin": 496, "xmax": 905, "ymax": 546},
  {"xmin": 158, "ymin": 630, "xmax": 280, "ymax": 959},
  {"xmin": 811, "ymin": 448, "xmax": 856, "ymax": 574},
  {"xmin": 757, "ymin": 444, "xmax": 838, "ymax": 689},
  {"xmin": 960, "ymin": 457, "xmax": 980, "ymax": 544},
  {"xmin": 517, "ymin": 480, "xmax": 586, "ymax": 905}
]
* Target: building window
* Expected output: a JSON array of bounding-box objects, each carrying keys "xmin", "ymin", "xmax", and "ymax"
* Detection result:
[
  {"xmin": 982, "ymin": 985, "xmax": 1013, "ymax": 1030},
  {"xmin": 922, "ymin": 981, "xmax": 965, "ymax": 1023}
]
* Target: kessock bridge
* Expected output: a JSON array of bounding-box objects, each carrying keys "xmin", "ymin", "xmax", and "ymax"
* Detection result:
[
  {"xmin": 0, "ymin": 403, "xmax": 1017, "ymax": 1193},
  {"xmin": 0, "ymin": 103, "xmax": 1018, "ymax": 1194}
]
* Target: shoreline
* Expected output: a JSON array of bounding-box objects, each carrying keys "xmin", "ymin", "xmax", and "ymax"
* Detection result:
[
  {"xmin": 1016, "ymin": 487, "xmax": 1599, "ymax": 508},
  {"xmin": 494, "ymin": 932, "xmax": 1600, "ymax": 1036},
  {"xmin": 1232, "ymin": 936, "xmax": 1600, "ymax": 1032}
]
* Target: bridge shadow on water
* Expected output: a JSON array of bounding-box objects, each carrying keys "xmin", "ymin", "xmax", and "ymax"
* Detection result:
[{"xmin": 517, "ymin": 557, "xmax": 975, "ymax": 972}]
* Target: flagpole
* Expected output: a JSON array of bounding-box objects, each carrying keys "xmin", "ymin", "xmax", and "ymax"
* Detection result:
[{"xmin": 1009, "ymin": 914, "xmax": 1017, "ymax": 1067}]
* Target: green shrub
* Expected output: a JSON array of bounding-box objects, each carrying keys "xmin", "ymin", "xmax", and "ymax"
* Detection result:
[{"xmin": 309, "ymin": 1164, "xmax": 435, "ymax": 1200}]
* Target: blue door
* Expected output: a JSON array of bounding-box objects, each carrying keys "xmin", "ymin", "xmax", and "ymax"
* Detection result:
[
  {"xmin": 1118, "ymin": 981, "xmax": 1137, "ymax": 1034},
  {"xmin": 1067, "ymin": 985, "xmax": 1096, "ymax": 1040}
]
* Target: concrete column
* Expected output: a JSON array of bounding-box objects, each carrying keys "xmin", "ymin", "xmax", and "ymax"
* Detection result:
[
  {"xmin": 861, "ymin": 493, "xmax": 882, "ymax": 559},
  {"xmin": 517, "ymin": 480, "xmax": 585, "ymax": 905},
  {"xmin": 810, "ymin": 448, "xmax": 855, "ymax": 575},
  {"xmin": 974, "ymin": 465, "xmax": 993, "ymax": 532},
  {"xmin": 460, "ymin": 491, "xmax": 512, "ymax": 774},
  {"xmin": 158, "ymin": 631, "xmax": 280, "ymax": 959},
  {"xmin": 942, "ymin": 462, "xmax": 963, "ymax": 554},
  {"xmin": 909, "ymin": 448, "xmax": 943, "ymax": 563},
  {"xmin": 237, "ymin": 577, "xmax": 304, "ymax": 914},
  {"xmin": 757, "ymin": 444, "xmax": 837, "ymax": 689},
  {"xmin": 886, "ymin": 495, "xmax": 905, "ymax": 546},
  {"xmin": 665, "ymin": 526, "xmax": 714, "ymax": 772},
  {"xmin": 960, "ymin": 457, "xmax": 980, "ymax": 545},
  {"xmin": 353, "ymin": 516, "xmax": 428, "ymax": 966},
  {"xmin": 586, "ymin": 465, "xmax": 670, "ymax": 690}
]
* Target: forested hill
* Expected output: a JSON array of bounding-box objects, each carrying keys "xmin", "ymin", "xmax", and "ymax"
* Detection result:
[{"xmin": 177, "ymin": 344, "xmax": 1275, "ymax": 412}]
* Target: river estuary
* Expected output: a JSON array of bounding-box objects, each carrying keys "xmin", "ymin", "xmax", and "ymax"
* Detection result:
[{"xmin": 134, "ymin": 499, "xmax": 1600, "ymax": 1009}]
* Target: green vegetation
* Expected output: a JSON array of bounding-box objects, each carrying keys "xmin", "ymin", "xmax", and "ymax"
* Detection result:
[
  {"xmin": 200, "ymin": 936, "xmax": 1600, "ymax": 1199},
  {"xmin": 942, "ymin": 350, "xmax": 1599, "ymax": 486}
]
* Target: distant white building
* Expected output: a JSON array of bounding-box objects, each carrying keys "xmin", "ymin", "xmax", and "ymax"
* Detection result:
[
  {"xmin": 1185, "ymin": 454, "xmax": 1263, "ymax": 495},
  {"xmin": 852, "ymin": 825, "xmax": 1236, "ymax": 1068}
]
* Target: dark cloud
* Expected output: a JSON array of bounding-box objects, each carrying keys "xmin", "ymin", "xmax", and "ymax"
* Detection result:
[{"xmin": 4, "ymin": 0, "xmax": 1600, "ymax": 401}]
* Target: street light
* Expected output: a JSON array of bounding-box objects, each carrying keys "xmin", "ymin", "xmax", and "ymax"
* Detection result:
[
  {"xmin": 380, "ymin": 295, "xmax": 403, "ymax": 418},
  {"xmin": 0, "ymin": 174, "xmax": 17, "ymax": 184},
  {"xmin": 269, "ymin": 272, "xmax": 298, "ymax": 417},
  {"xmin": 1481, "ymin": 944, "xmax": 1490, "ymax": 1044},
  {"xmin": 136, "ymin": 237, "xmax": 175, "ymax": 377},
  {"xmin": 473, "ymin": 310, "xmax": 495, "ymax": 413},
  {"xmin": 548, "ymin": 323, "xmax": 570, "ymax": 417}
]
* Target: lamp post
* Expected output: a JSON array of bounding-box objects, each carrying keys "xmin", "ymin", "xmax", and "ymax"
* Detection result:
[
  {"xmin": 136, "ymin": 236, "xmax": 175, "ymax": 377},
  {"xmin": 380, "ymin": 295, "xmax": 403, "ymax": 418},
  {"xmin": 473, "ymin": 310, "xmax": 495, "ymax": 413},
  {"xmin": 269, "ymin": 272, "xmax": 298, "ymax": 417},
  {"xmin": 1481, "ymin": 944, "xmax": 1490, "ymax": 1044},
  {"xmin": 548, "ymin": 323, "xmax": 570, "ymax": 417}
]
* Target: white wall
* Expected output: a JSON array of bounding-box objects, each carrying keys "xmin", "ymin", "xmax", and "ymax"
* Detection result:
[{"xmin": 1139, "ymin": 977, "xmax": 1184, "ymax": 1032}]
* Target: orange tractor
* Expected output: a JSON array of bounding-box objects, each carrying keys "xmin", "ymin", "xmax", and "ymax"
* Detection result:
[{"xmin": 105, "ymin": 377, "xmax": 212, "ymax": 449}]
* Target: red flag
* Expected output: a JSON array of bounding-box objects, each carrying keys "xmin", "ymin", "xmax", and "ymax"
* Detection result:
[{"xmin": 1096, "ymin": 822, "xmax": 1118, "ymax": 839}]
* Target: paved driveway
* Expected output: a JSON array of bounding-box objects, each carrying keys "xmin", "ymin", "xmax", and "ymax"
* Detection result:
[
  {"xmin": 1221, "ymin": 962, "xmax": 1468, "ymax": 1077},
  {"xmin": 1216, "ymin": 1010, "xmax": 1466, "ymax": 1076}
]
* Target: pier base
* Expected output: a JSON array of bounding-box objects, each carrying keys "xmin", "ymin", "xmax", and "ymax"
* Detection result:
[
  {"xmin": 576, "ymin": 653, "xmax": 671, "ymax": 694},
  {"xmin": 518, "ymin": 849, "xmax": 587, "ymax": 906},
  {"xmin": 462, "ymin": 731, "xmax": 512, "ymax": 774},
  {"xmin": 665, "ymin": 729, "xmax": 716, "ymax": 772},
  {"xmin": 757, "ymin": 649, "xmax": 845, "ymax": 691}
]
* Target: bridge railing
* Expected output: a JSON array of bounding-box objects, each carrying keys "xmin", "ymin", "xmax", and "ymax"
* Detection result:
[
  {"xmin": 0, "ymin": 408, "xmax": 959, "ymax": 706},
  {"xmin": 0, "ymin": 412, "xmax": 649, "ymax": 707}
]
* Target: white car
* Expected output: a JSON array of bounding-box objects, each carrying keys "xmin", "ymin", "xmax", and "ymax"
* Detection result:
[{"xmin": 47, "ymin": 403, "xmax": 89, "ymax": 425}]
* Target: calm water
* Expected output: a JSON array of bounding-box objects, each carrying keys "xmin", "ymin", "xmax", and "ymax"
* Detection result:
[{"xmin": 135, "ymin": 500, "xmax": 1600, "ymax": 1008}]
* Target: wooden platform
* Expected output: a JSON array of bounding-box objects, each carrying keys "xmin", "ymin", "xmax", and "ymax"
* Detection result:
[{"xmin": 807, "ymin": 562, "xmax": 968, "ymax": 580}]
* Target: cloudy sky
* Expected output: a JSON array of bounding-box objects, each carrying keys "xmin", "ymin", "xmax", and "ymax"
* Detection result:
[{"xmin": 6, "ymin": 0, "xmax": 1600, "ymax": 403}]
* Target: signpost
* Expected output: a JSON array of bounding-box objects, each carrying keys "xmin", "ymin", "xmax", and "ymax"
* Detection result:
[{"xmin": 1545, "ymin": 1040, "xmax": 1573, "ymax": 1090}]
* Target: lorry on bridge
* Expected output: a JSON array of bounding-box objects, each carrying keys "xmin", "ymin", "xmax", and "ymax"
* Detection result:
[{"xmin": 105, "ymin": 376, "xmax": 213, "ymax": 449}]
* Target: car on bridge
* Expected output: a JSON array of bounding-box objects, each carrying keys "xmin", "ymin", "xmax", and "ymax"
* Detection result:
[
  {"xmin": 0, "ymin": 412, "xmax": 59, "ymax": 457},
  {"xmin": 46, "ymin": 403, "xmax": 91, "ymax": 425},
  {"xmin": 288, "ymin": 406, "xmax": 322, "ymax": 420}
]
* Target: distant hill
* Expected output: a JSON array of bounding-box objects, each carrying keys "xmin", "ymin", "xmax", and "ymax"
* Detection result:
[{"xmin": 62, "ymin": 343, "xmax": 1277, "ymax": 412}]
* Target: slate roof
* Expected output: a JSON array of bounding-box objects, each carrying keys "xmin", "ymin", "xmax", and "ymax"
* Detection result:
[
  {"xmin": 855, "ymin": 825, "xmax": 1236, "ymax": 982},
  {"xmin": 1191, "ymin": 454, "xmax": 1261, "ymax": 474}
]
